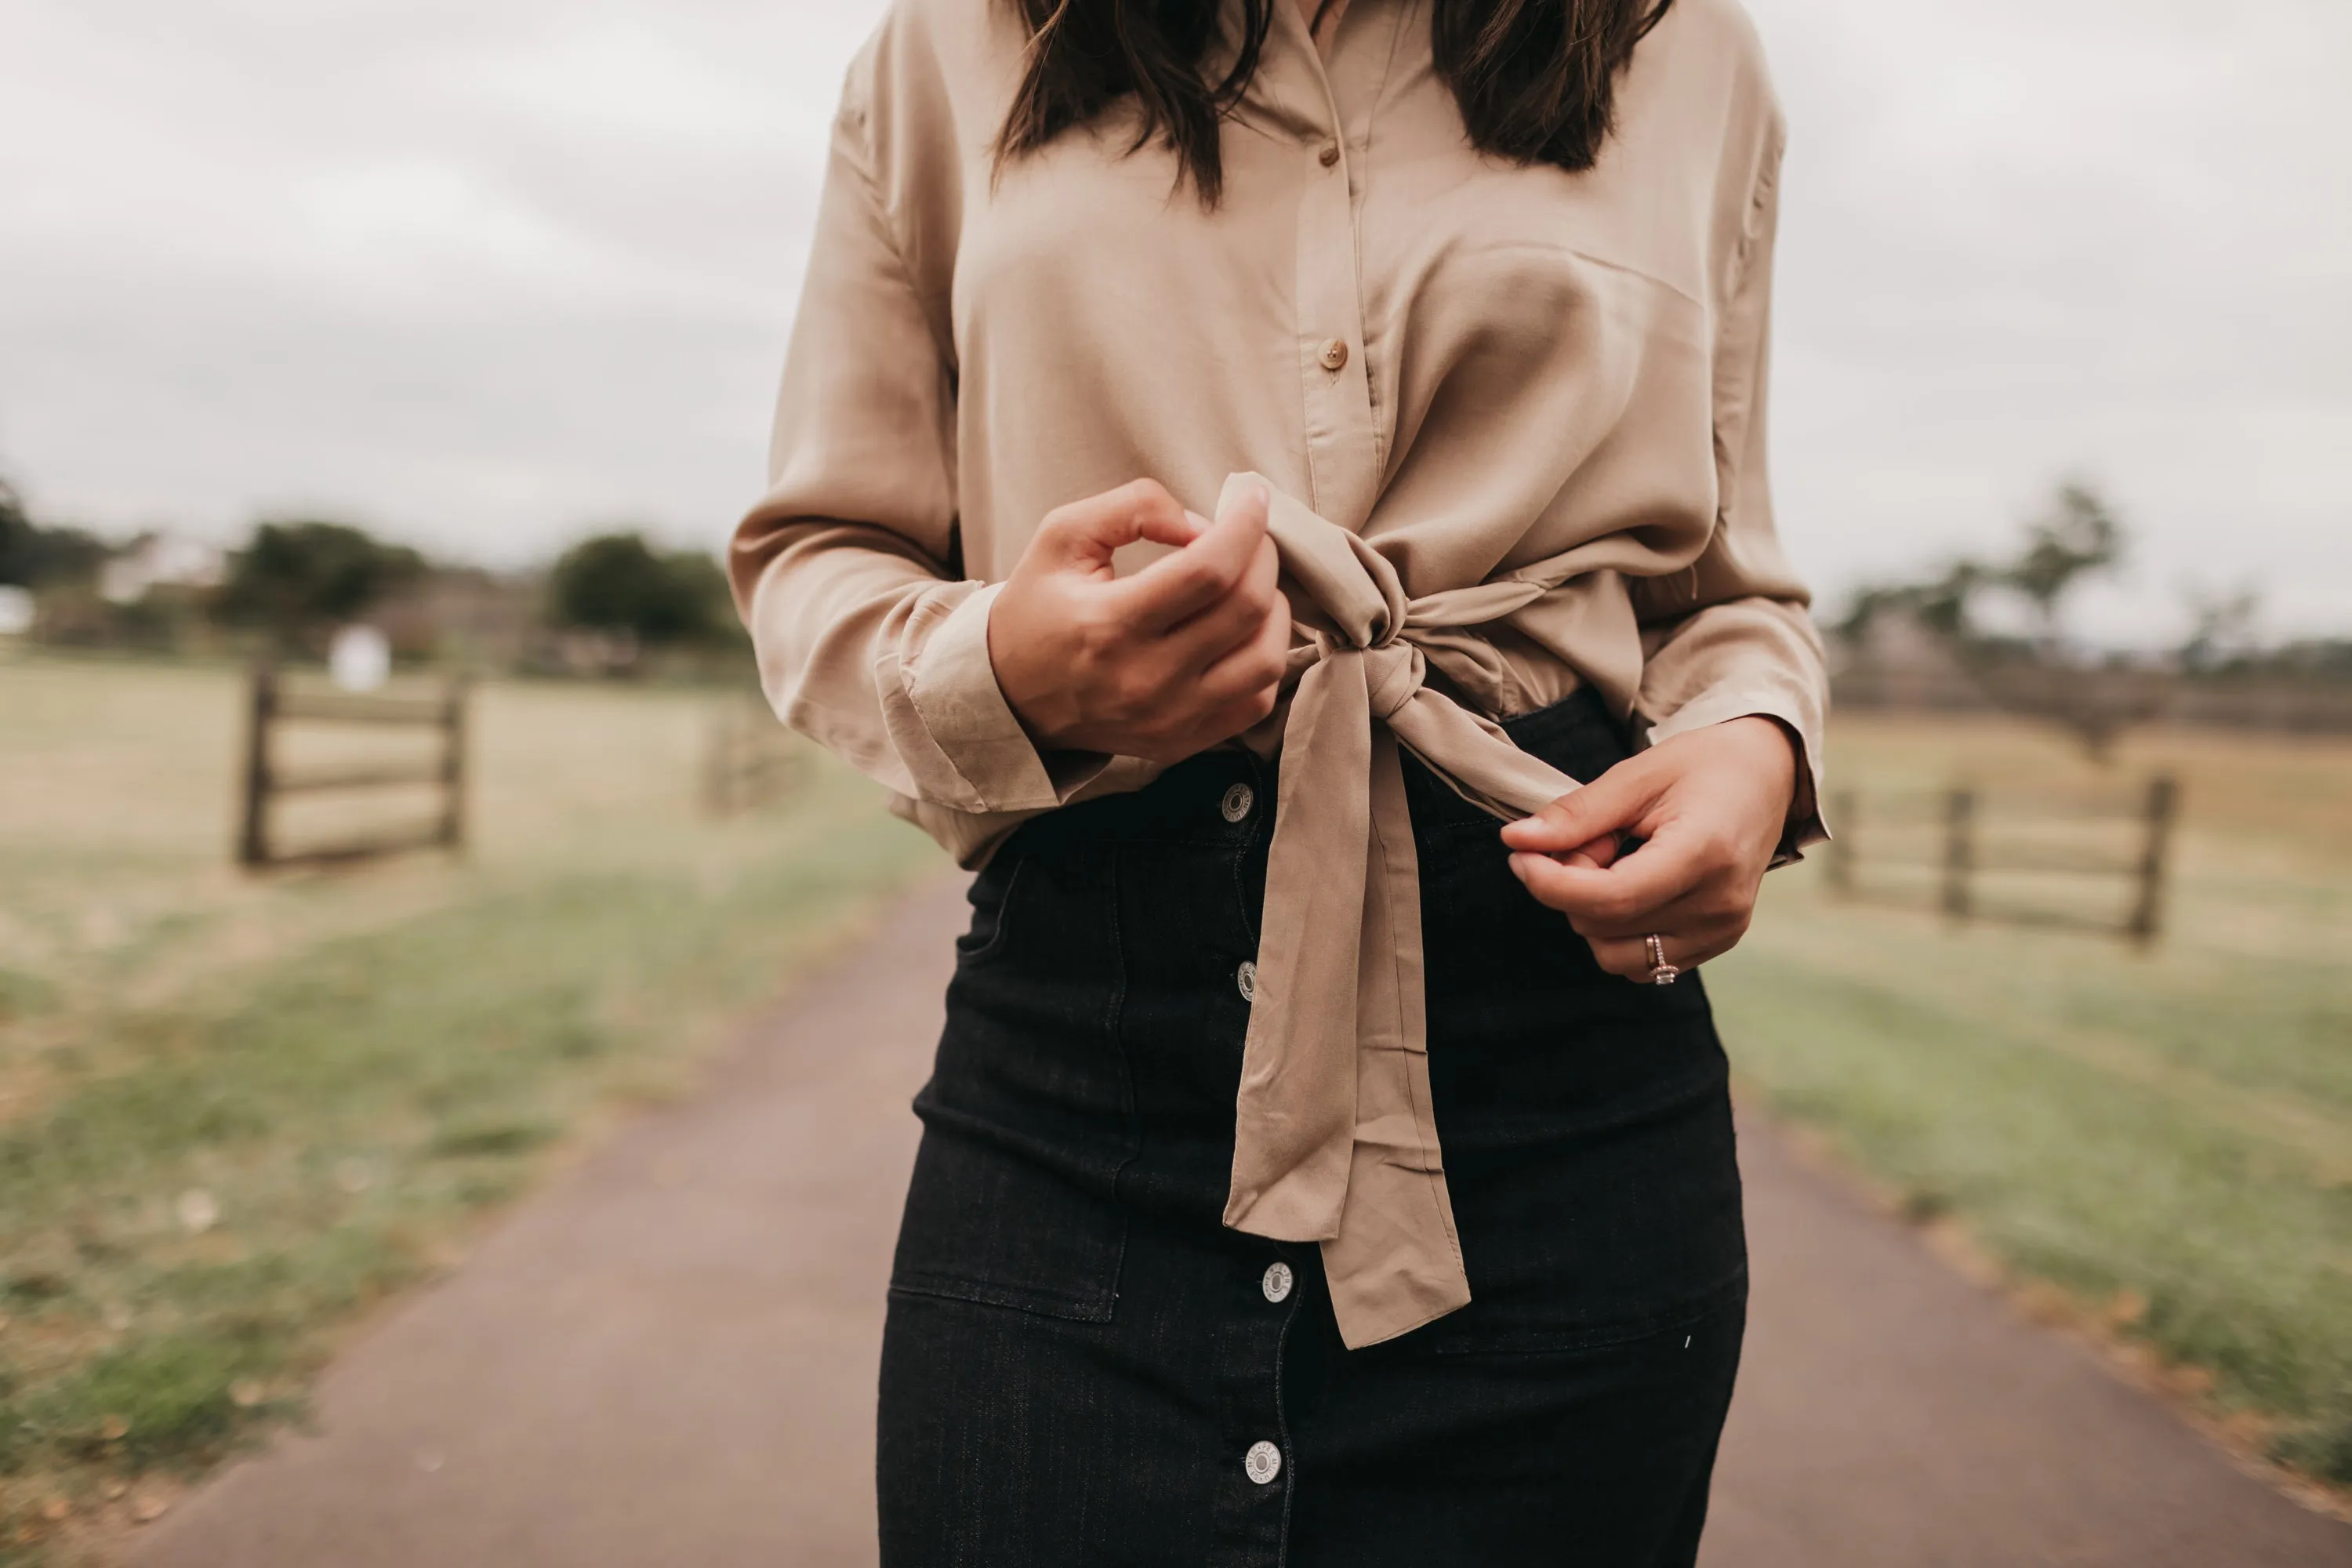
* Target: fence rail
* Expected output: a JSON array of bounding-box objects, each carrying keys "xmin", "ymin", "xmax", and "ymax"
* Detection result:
[
  {"xmin": 237, "ymin": 662, "xmax": 468, "ymax": 869},
  {"xmin": 269, "ymin": 691, "xmax": 454, "ymax": 725},
  {"xmin": 1831, "ymin": 666, "xmax": 2352, "ymax": 737},
  {"xmin": 1824, "ymin": 776, "xmax": 2179, "ymax": 946}
]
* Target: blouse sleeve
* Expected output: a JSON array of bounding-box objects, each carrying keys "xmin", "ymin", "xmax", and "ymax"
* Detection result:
[
  {"xmin": 1629, "ymin": 125, "xmax": 1830, "ymax": 854},
  {"xmin": 727, "ymin": 82, "xmax": 1088, "ymax": 819}
]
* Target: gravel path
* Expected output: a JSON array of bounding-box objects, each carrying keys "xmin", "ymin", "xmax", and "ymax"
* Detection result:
[{"xmin": 135, "ymin": 877, "xmax": 2349, "ymax": 1566}]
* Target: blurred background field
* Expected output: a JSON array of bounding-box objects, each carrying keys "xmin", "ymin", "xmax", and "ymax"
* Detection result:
[
  {"xmin": 3, "ymin": 652, "xmax": 2350, "ymax": 1555},
  {"xmin": 0, "ymin": 653, "xmax": 934, "ymax": 1553},
  {"xmin": 1709, "ymin": 713, "xmax": 2352, "ymax": 1488},
  {"xmin": 2, "ymin": 0, "xmax": 2347, "ymax": 1556}
]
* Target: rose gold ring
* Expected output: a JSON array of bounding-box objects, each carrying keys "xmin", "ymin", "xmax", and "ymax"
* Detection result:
[{"xmin": 1645, "ymin": 934, "xmax": 1681, "ymax": 986}]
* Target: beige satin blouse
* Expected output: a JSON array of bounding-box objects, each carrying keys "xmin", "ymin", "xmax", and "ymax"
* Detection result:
[{"xmin": 731, "ymin": 0, "xmax": 1828, "ymax": 1348}]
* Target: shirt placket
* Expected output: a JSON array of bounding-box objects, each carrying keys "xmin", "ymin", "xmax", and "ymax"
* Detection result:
[{"xmin": 1281, "ymin": 2, "xmax": 1395, "ymax": 534}]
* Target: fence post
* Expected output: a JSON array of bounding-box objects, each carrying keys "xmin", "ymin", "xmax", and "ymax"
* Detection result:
[
  {"xmin": 1825, "ymin": 789, "xmax": 1857, "ymax": 895},
  {"xmin": 2126, "ymin": 774, "xmax": 2179, "ymax": 948},
  {"xmin": 721, "ymin": 706, "xmax": 742, "ymax": 818},
  {"xmin": 238, "ymin": 660, "xmax": 277, "ymax": 869},
  {"xmin": 437, "ymin": 674, "xmax": 469, "ymax": 852},
  {"xmin": 1941, "ymin": 787, "xmax": 1975, "ymax": 924},
  {"xmin": 703, "ymin": 706, "xmax": 735, "ymax": 818}
]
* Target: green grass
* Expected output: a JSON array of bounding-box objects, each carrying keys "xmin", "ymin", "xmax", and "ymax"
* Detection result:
[
  {"xmin": 0, "ymin": 655, "xmax": 936, "ymax": 1558},
  {"xmin": 1711, "ymin": 713, "xmax": 2352, "ymax": 1487},
  {"xmin": 5, "ymin": 659, "xmax": 2347, "ymax": 1546}
]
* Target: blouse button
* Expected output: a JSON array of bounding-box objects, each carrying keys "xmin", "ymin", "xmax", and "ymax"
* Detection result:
[
  {"xmin": 1318, "ymin": 141, "xmax": 1341, "ymax": 168},
  {"xmin": 1221, "ymin": 782, "xmax": 1255, "ymax": 822},
  {"xmin": 1261, "ymin": 1261, "xmax": 1294, "ymax": 1303},
  {"xmin": 1245, "ymin": 1441, "xmax": 1283, "ymax": 1486},
  {"xmin": 1318, "ymin": 338, "xmax": 1349, "ymax": 372},
  {"xmin": 1237, "ymin": 960, "xmax": 1258, "ymax": 1003}
]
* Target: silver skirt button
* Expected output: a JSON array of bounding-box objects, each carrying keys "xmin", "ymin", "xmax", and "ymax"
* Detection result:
[
  {"xmin": 1244, "ymin": 1441, "xmax": 1283, "ymax": 1485},
  {"xmin": 1221, "ymin": 782, "xmax": 1254, "ymax": 822},
  {"xmin": 1261, "ymin": 1261, "xmax": 1294, "ymax": 1304},
  {"xmin": 1236, "ymin": 960, "xmax": 1257, "ymax": 1003}
]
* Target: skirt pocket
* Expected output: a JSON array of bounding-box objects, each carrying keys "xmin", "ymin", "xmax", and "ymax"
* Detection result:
[
  {"xmin": 952, "ymin": 836, "xmax": 1029, "ymax": 969},
  {"xmin": 897, "ymin": 833, "xmax": 1136, "ymax": 1323},
  {"xmin": 888, "ymin": 1127, "xmax": 1128, "ymax": 1323}
]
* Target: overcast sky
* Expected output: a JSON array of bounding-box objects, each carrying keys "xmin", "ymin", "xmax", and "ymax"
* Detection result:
[{"xmin": 2, "ymin": 0, "xmax": 2347, "ymax": 641}]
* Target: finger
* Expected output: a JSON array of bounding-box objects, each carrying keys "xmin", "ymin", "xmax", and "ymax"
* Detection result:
[
  {"xmin": 1587, "ymin": 932, "xmax": 1669, "ymax": 983},
  {"xmin": 1548, "ymin": 832, "xmax": 1623, "ymax": 873},
  {"xmin": 1500, "ymin": 760, "xmax": 1661, "ymax": 854},
  {"xmin": 1040, "ymin": 479, "xmax": 1200, "ymax": 569},
  {"xmin": 1134, "ymin": 684, "xmax": 1283, "ymax": 764},
  {"xmin": 1523, "ymin": 820, "xmax": 1627, "ymax": 871},
  {"xmin": 1115, "ymin": 477, "xmax": 1269, "ymax": 634},
  {"xmin": 1113, "ymin": 595, "xmax": 1288, "ymax": 761},
  {"xmin": 1559, "ymin": 867, "xmax": 1752, "ymax": 940},
  {"xmin": 1161, "ymin": 534, "xmax": 1283, "ymax": 671},
  {"xmin": 1177, "ymin": 695, "xmax": 1285, "ymax": 757},
  {"xmin": 1506, "ymin": 822, "xmax": 1711, "ymax": 926},
  {"xmin": 1118, "ymin": 480, "xmax": 1268, "ymax": 633},
  {"xmin": 1194, "ymin": 583, "xmax": 1294, "ymax": 706},
  {"xmin": 1585, "ymin": 924, "xmax": 1737, "ymax": 983},
  {"xmin": 1150, "ymin": 606, "xmax": 1290, "ymax": 757}
]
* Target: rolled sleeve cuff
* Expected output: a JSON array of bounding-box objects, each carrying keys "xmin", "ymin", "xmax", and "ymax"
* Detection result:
[
  {"xmin": 1642, "ymin": 688, "xmax": 1829, "ymax": 867},
  {"xmin": 903, "ymin": 580, "xmax": 1111, "ymax": 815}
]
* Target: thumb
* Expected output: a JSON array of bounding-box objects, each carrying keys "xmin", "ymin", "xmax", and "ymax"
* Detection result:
[
  {"xmin": 1501, "ymin": 764, "xmax": 1653, "ymax": 856},
  {"xmin": 1214, "ymin": 475, "xmax": 1271, "ymax": 542}
]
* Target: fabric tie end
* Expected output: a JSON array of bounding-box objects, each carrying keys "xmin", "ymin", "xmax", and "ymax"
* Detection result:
[{"xmin": 1221, "ymin": 1186, "xmax": 1344, "ymax": 1245}]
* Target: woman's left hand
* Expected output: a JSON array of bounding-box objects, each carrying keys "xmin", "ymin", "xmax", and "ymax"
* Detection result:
[{"xmin": 1498, "ymin": 717, "xmax": 1801, "ymax": 982}]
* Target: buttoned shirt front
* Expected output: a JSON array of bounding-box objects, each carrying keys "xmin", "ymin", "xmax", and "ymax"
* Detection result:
[{"xmin": 731, "ymin": 0, "xmax": 1828, "ymax": 1348}]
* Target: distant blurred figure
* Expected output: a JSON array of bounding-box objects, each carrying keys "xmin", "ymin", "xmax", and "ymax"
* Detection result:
[{"xmin": 328, "ymin": 622, "xmax": 390, "ymax": 691}]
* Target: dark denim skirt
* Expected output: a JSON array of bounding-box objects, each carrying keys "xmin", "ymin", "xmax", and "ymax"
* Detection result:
[{"xmin": 877, "ymin": 688, "xmax": 1747, "ymax": 1567}]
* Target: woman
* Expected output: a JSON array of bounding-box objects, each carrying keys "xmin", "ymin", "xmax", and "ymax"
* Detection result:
[{"xmin": 731, "ymin": 0, "xmax": 1828, "ymax": 1557}]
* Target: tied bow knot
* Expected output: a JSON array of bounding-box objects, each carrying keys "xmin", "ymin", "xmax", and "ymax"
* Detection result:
[
  {"xmin": 1214, "ymin": 473, "xmax": 1591, "ymax": 1348},
  {"xmin": 1359, "ymin": 641, "xmax": 1427, "ymax": 724}
]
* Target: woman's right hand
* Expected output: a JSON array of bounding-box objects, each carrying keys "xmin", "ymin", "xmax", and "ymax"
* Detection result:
[{"xmin": 987, "ymin": 477, "xmax": 1290, "ymax": 764}]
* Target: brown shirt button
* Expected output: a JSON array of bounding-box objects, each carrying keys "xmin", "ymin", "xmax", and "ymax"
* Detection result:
[
  {"xmin": 1318, "ymin": 142, "xmax": 1341, "ymax": 168},
  {"xmin": 1318, "ymin": 338, "xmax": 1349, "ymax": 371}
]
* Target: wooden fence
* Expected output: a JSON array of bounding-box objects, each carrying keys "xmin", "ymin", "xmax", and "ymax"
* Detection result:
[
  {"xmin": 237, "ymin": 662, "xmax": 468, "ymax": 869},
  {"xmin": 1824, "ymin": 776, "xmax": 2180, "ymax": 947},
  {"xmin": 1832, "ymin": 663, "xmax": 2352, "ymax": 738},
  {"xmin": 701, "ymin": 702, "xmax": 804, "ymax": 818}
]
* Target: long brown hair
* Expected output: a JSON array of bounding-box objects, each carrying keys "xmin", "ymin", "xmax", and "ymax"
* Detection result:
[{"xmin": 993, "ymin": 0, "xmax": 1676, "ymax": 204}]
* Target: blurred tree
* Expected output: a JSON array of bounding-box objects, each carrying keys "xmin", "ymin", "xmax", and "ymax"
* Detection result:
[
  {"xmin": 1838, "ymin": 481, "xmax": 2126, "ymax": 652},
  {"xmin": 546, "ymin": 532, "xmax": 732, "ymax": 646},
  {"xmin": 0, "ymin": 474, "xmax": 111, "ymax": 589},
  {"xmin": 2007, "ymin": 483, "xmax": 2123, "ymax": 640},
  {"xmin": 212, "ymin": 520, "xmax": 426, "ymax": 648},
  {"xmin": 2177, "ymin": 583, "xmax": 2263, "ymax": 676},
  {"xmin": 1838, "ymin": 480, "xmax": 2159, "ymax": 758}
]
